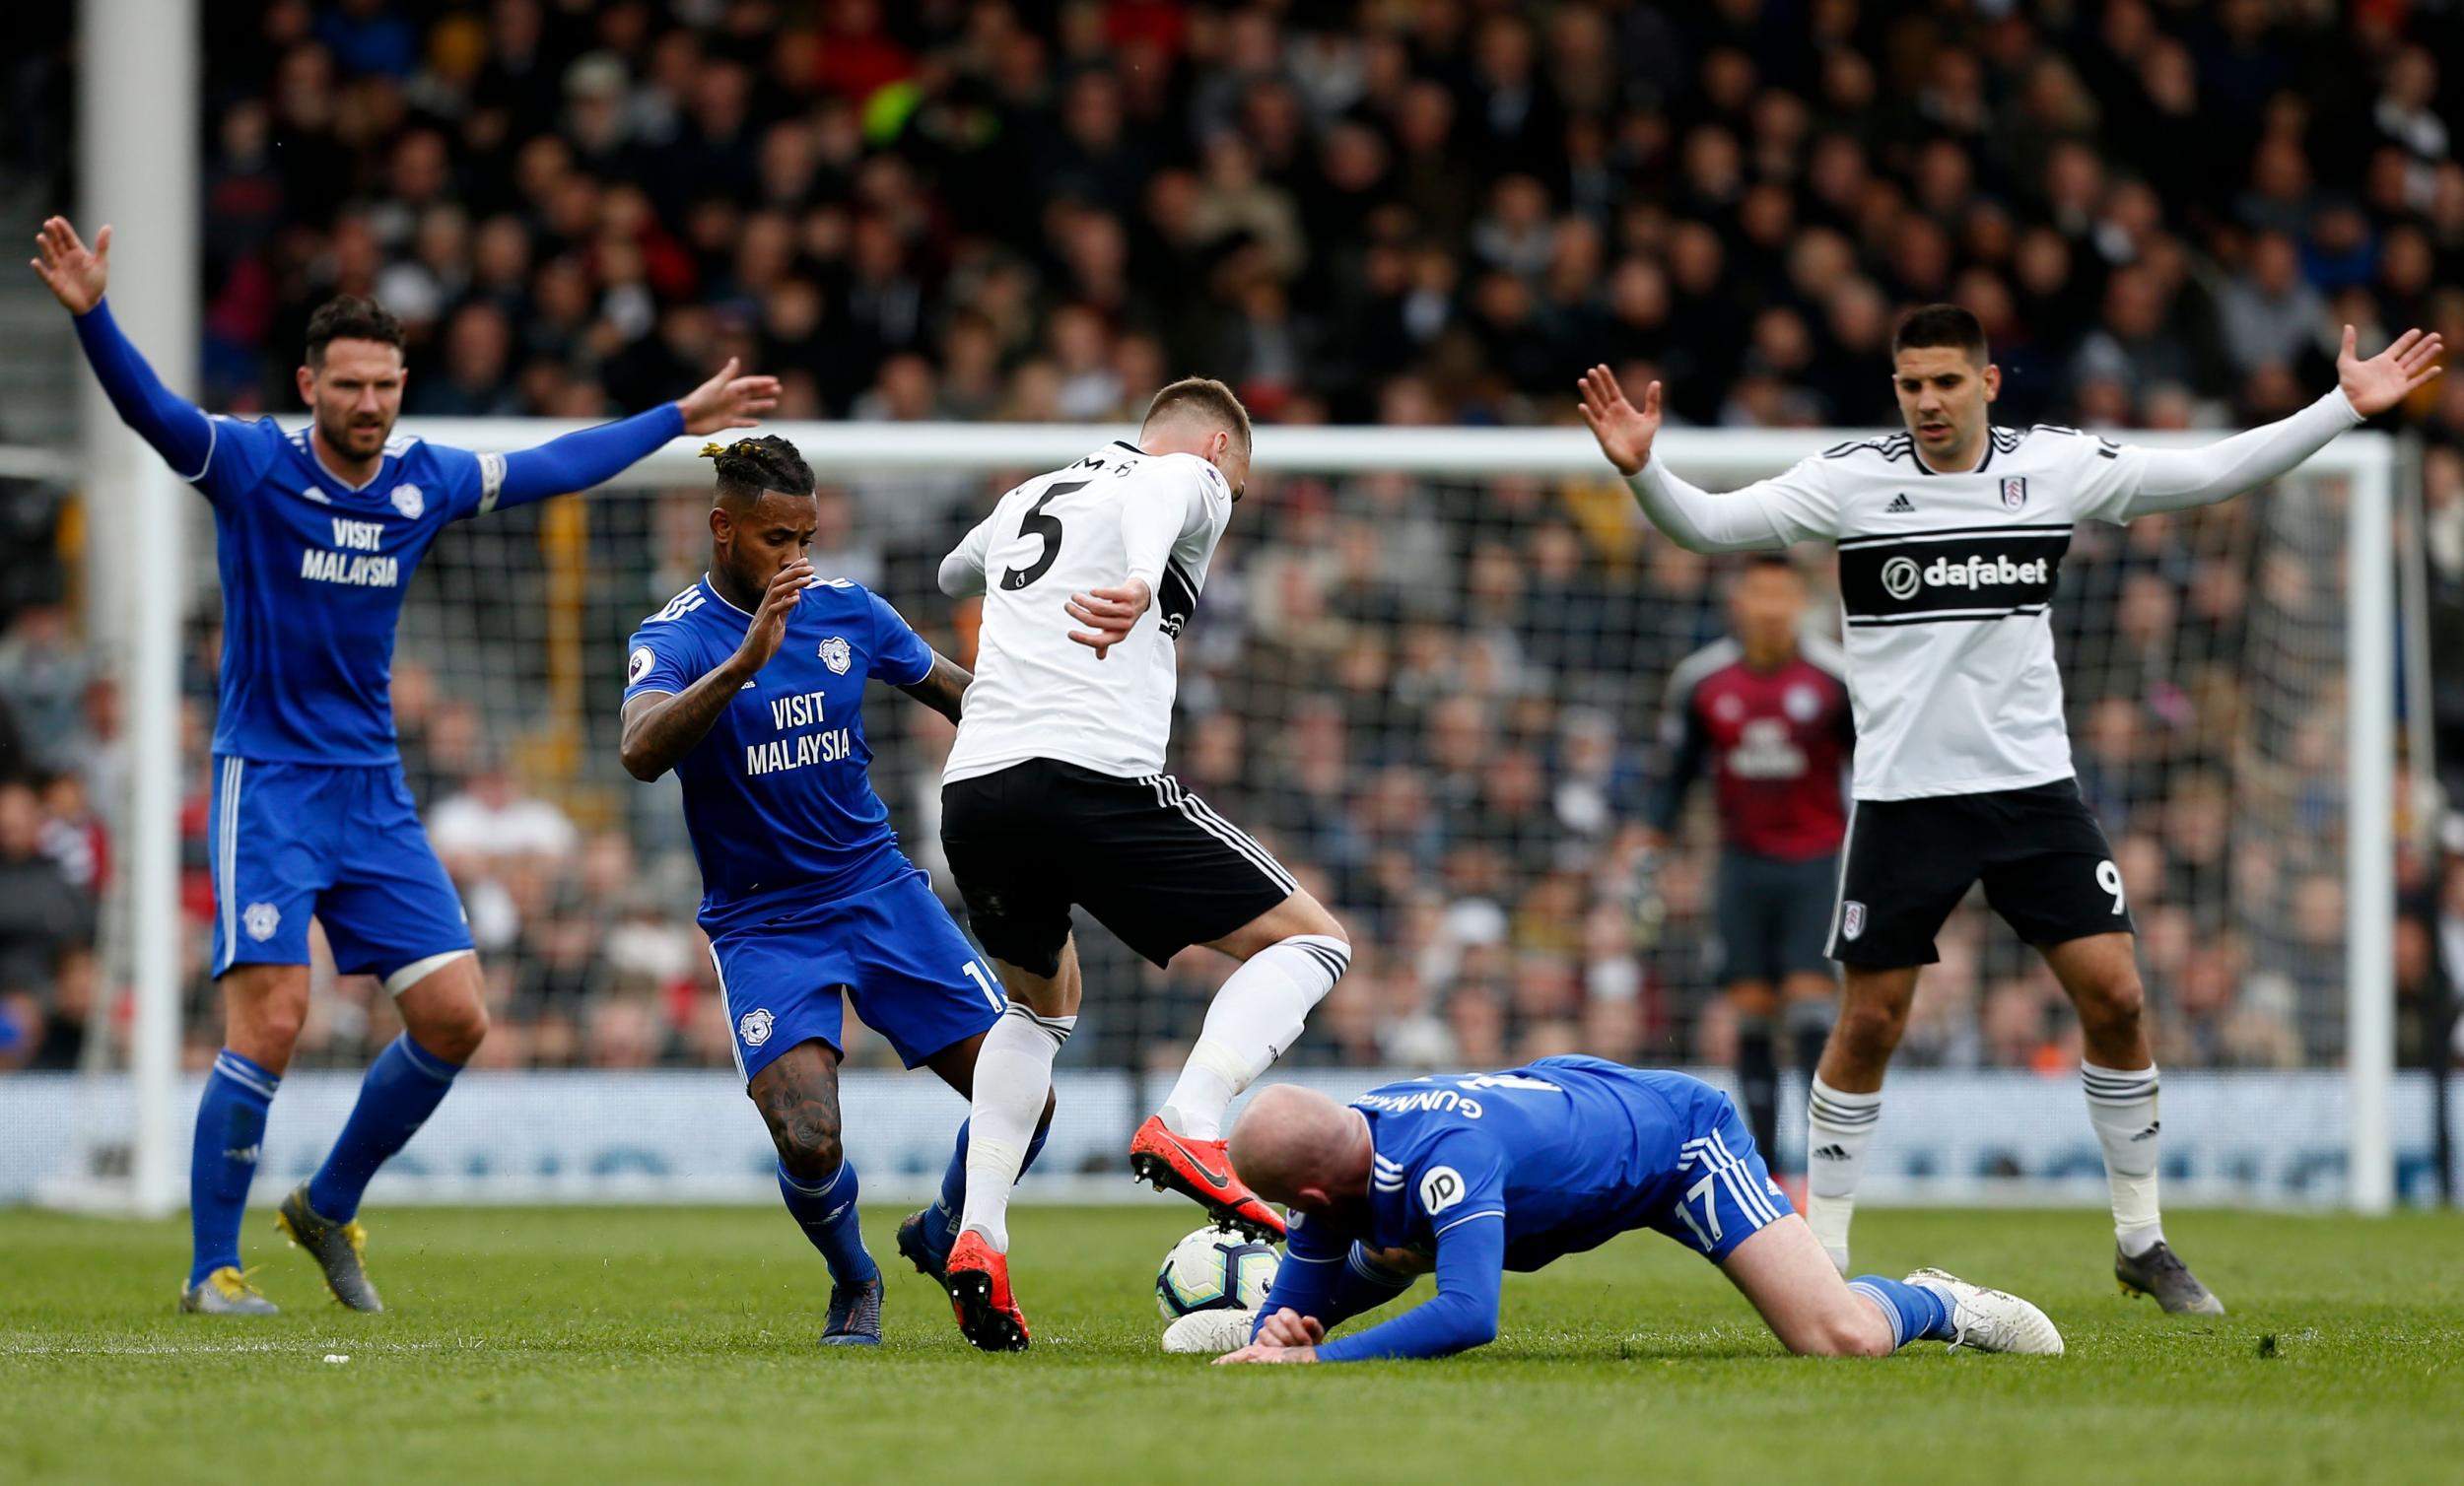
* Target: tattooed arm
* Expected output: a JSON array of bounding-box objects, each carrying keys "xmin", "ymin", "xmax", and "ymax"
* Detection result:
[
  {"xmin": 620, "ymin": 560, "xmax": 809, "ymax": 781},
  {"xmin": 896, "ymin": 651, "xmax": 972, "ymax": 725}
]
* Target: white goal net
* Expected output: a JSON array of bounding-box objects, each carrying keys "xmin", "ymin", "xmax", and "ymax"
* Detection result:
[{"xmin": 6, "ymin": 420, "xmax": 2413, "ymax": 1212}]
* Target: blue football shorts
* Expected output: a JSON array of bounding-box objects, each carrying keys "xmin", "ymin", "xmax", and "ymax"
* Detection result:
[
  {"xmin": 1611, "ymin": 1063, "xmax": 1798, "ymax": 1263},
  {"xmin": 706, "ymin": 866, "xmax": 1007, "ymax": 1082},
  {"xmin": 207, "ymin": 755, "xmax": 473, "ymax": 988}
]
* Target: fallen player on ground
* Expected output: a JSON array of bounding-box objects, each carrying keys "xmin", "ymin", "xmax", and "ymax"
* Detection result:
[{"xmin": 1208, "ymin": 1058, "xmax": 2062, "ymax": 1364}]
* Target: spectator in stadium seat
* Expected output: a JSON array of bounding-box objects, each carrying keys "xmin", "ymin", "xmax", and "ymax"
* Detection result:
[{"xmin": 15, "ymin": 0, "xmax": 2448, "ymax": 1073}]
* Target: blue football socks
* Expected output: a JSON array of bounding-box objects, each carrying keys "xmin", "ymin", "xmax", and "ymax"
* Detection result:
[
  {"xmin": 189, "ymin": 1049, "xmax": 279, "ymax": 1285},
  {"xmin": 779, "ymin": 1159, "xmax": 879, "ymax": 1287},
  {"xmin": 306, "ymin": 1032, "xmax": 462, "ymax": 1223},
  {"xmin": 1848, "ymin": 1274, "xmax": 1956, "ymax": 1349}
]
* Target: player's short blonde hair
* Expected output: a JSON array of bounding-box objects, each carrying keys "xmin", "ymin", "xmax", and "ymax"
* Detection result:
[{"xmin": 1141, "ymin": 377, "xmax": 1253, "ymax": 454}]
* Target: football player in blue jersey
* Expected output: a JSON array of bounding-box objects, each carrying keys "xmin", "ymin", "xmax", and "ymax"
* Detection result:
[
  {"xmin": 35, "ymin": 216, "xmax": 780, "ymax": 1315},
  {"xmin": 618, "ymin": 436, "xmax": 1054, "ymax": 1347},
  {"xmin": 1206, "ymin": 1058, "xmax": 2061, "ymax": 1364}
]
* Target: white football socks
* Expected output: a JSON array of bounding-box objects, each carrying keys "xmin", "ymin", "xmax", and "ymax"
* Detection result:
[
  {"xmin": 2083, "ymin": 1060, "xmax": 2165, "ymax": 1256},
  {"xmin": 1806, "ymin": 1074, "xmax": 1882, "ymax": 1273},
  {"xmin": 959, "ymin": 1002, "xmax": 1076, "ymax": 1252},
  {"xmin": 1158, "ymin": 934, "xmax": 1349, "ymax": 1141}
]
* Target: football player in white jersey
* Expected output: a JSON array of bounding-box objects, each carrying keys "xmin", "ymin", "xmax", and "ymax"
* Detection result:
[
  {"xmin": 926, "ymin": 377, "xmax": 1351, "ymax": 1350},
  {"xmin": 1580, "ymin": 305, "xmax": 2441, "ymax": 1314}
]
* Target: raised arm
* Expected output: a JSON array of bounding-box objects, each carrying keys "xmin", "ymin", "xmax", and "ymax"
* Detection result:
[
  {"xmin": 490, "ymin": 360, "xmax": 781, "ymax": 512},
  {"xmin": 1579, "ymin": 366, "xmax": 1819, "ymax": 553},
  {"xmin": 619, "ymin": 560, "xmax": 808, "ymax": 781},
  {"xmin": 2117, "ymin": 326, "xmax": 2441, "ymax": 518},
  {"xmin": 35, "ymin": 220, "xmax": 214, "ymax": 479}
]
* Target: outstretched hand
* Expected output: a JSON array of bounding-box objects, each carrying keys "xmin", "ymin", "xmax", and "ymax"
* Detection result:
[
  {"xmin": 1576, "ymin": 364, "xmax": 1662, "ymax": 477},
  {"xmin": 2337, "ymin": 324, "xmax": 2443, "ymax": 418},
  {"xmin": 676, "ymin": 357, "xmax": 783, "ymax": 436},
  {"xmin": 30, "ymin": 217, "xmax": 108, "ymax": 314}
]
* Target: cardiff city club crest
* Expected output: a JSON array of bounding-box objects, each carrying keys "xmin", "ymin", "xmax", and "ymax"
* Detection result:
[
  {"xmin": 243, "ymin": 902, "xmax": 281, "ymax": 942},
  {"xmin": 738, "ymin": 1008, "xmax": 775, "ymax": 1047},
  {"xmin": 2000, "ymin": 476, "xmax": 2027, "ymax": 510},
  {"xmin": 819, "ymin": 637, "xmax": 853, "ymax": 674},
  {"xmin": 392, "ymin": 483, "xmax": 425, "ymax": 519}
]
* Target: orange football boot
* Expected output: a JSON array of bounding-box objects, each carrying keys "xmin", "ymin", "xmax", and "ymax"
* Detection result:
[
  {"xmin": 942, "ymin": 1230, "xmax": 1030, "ymax": 1351},
  {"xmin": 1129, "ymin": 1114, "xmax": 1286, "ymax": 1241}
]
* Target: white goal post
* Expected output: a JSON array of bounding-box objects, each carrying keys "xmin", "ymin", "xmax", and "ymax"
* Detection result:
[{"xmin": 16, "ymin": 417, "xmax": 2401, "ymax": 1216}]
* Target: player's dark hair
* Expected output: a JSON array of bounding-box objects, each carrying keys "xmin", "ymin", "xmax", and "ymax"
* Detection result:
[
  {"xmin": 1890, "ymin": 304, "xmax": 1988, "ymax": 364},
  {"xmin": 1142, "ymin": 376, "xmax": 1253, "ymax": 454},
  {"xmin": 304, "ymin": 296, "xmax": 406, "ymax": 366},
  {"xmin": 701, "ymin": 435, "xmax": 813, "ymax": 502}
]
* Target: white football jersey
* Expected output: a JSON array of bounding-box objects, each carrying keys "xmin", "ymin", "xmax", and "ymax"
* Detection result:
[
  {"xmin": 1699, "ymin": 426, "xmax": 2148, "ymax": 801},
  {"xmin": 941, "ymin": 441, "xmax": 1235, "ymax": 783}
]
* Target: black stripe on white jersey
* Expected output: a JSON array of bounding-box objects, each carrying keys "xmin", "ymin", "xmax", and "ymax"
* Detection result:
[
  {"xmin": 1158, "ymin": 559, "xmax": 1200, "ymax": 640},
  {"xmin": 1837, "ymin": 522, "xmax": 2074, "ymax": 550},
  {"xmin": 1838, "ymin": 528, "xmax": 2070, "ymax": 628}
]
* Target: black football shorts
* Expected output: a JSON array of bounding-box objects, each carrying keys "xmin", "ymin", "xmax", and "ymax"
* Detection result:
[
  {"xmin": 1826, "ymin": 777, "xmax": 2134, "ymax": 967},
  {"xmin": 940, "ymin": 759, "xmax": 1297, "ymax": 977}
]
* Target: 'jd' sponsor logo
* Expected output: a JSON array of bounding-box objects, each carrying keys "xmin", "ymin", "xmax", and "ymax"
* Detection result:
[{"xmin": 1880, "ymin": 553, "xmax": 2051, "ymax": 601}]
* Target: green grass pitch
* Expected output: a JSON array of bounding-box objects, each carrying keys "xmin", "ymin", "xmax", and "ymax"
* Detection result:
[{"xmin": 2, "ymin": 1204, "xmax": 2457, "ymax": 1485}]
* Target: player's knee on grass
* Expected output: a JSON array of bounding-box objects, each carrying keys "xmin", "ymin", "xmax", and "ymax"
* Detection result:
[{"xmin": 1796, "ymin": 1305, "xmax": 1893, "ymax": 1358}]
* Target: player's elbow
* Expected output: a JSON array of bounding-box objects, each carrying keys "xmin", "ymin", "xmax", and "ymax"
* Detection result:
[
  {"xmin": 1642, "ymin": 514, "xmax": 1726, "ymax": 556},
  {"xmin": 618, "ymin": 738, "xmax": 666, "ymax": 782},
  {"xmin": 936, "ymin": 557, "xmax": 982, "ymax": 597}
]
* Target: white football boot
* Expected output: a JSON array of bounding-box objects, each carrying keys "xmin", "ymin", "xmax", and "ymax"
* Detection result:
[{"xmin": 1905, "ymin": 1268, "xmax": 2065, "ymax": 1356}]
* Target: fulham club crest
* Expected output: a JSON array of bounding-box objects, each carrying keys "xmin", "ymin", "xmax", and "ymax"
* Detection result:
[
  {"xmin": 2000, "ymin": 476, "xmax": 2027, "ymax": 510},
  {"xmin": 1840, "ymin": 901, "xmax": 1867, "ymax": 941}
]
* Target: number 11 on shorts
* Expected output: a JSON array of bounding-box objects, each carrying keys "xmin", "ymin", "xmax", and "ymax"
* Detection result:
[{"xmin": 961, "ymin": 960, "xmax": 1004, "ymax": 1011}]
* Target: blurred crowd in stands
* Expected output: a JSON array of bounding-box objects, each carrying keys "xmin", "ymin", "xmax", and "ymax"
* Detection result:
[{"xmin": 2, "ymin": 0, "xmax": 2462, "ymax": 1078}]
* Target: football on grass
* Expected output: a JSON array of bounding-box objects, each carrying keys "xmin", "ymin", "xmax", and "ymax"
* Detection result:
[{"xmin": 1155, "ymin": 1225, "xmax": 1280, "ymax": 1317}]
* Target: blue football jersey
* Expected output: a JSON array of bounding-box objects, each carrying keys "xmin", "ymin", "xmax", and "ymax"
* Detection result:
[
  {"xmin": 624, "ymin": 574, "xmax": 935, "ymax": 931},
  {"xmin": 1309, "ymin": 1058, "xmax": 1705, "ymax": 1271},
  {"xmin": 193, "ymin": 416, "xmax": 506, "ymax": 765}
]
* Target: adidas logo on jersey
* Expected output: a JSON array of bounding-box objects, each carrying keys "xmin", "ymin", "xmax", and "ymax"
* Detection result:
[{"xmin": 1884, "ymin": 494, "xmax": 1916, "ymax": 513}]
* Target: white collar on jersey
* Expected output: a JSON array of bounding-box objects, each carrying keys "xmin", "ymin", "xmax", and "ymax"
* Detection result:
[
  {"xmin": 700, "ymin": 573, "xmax": 759, "ymax": 619},
  {"xmin": 295, "ymin": 427, "xmax": 399, "ymax": 493}
]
